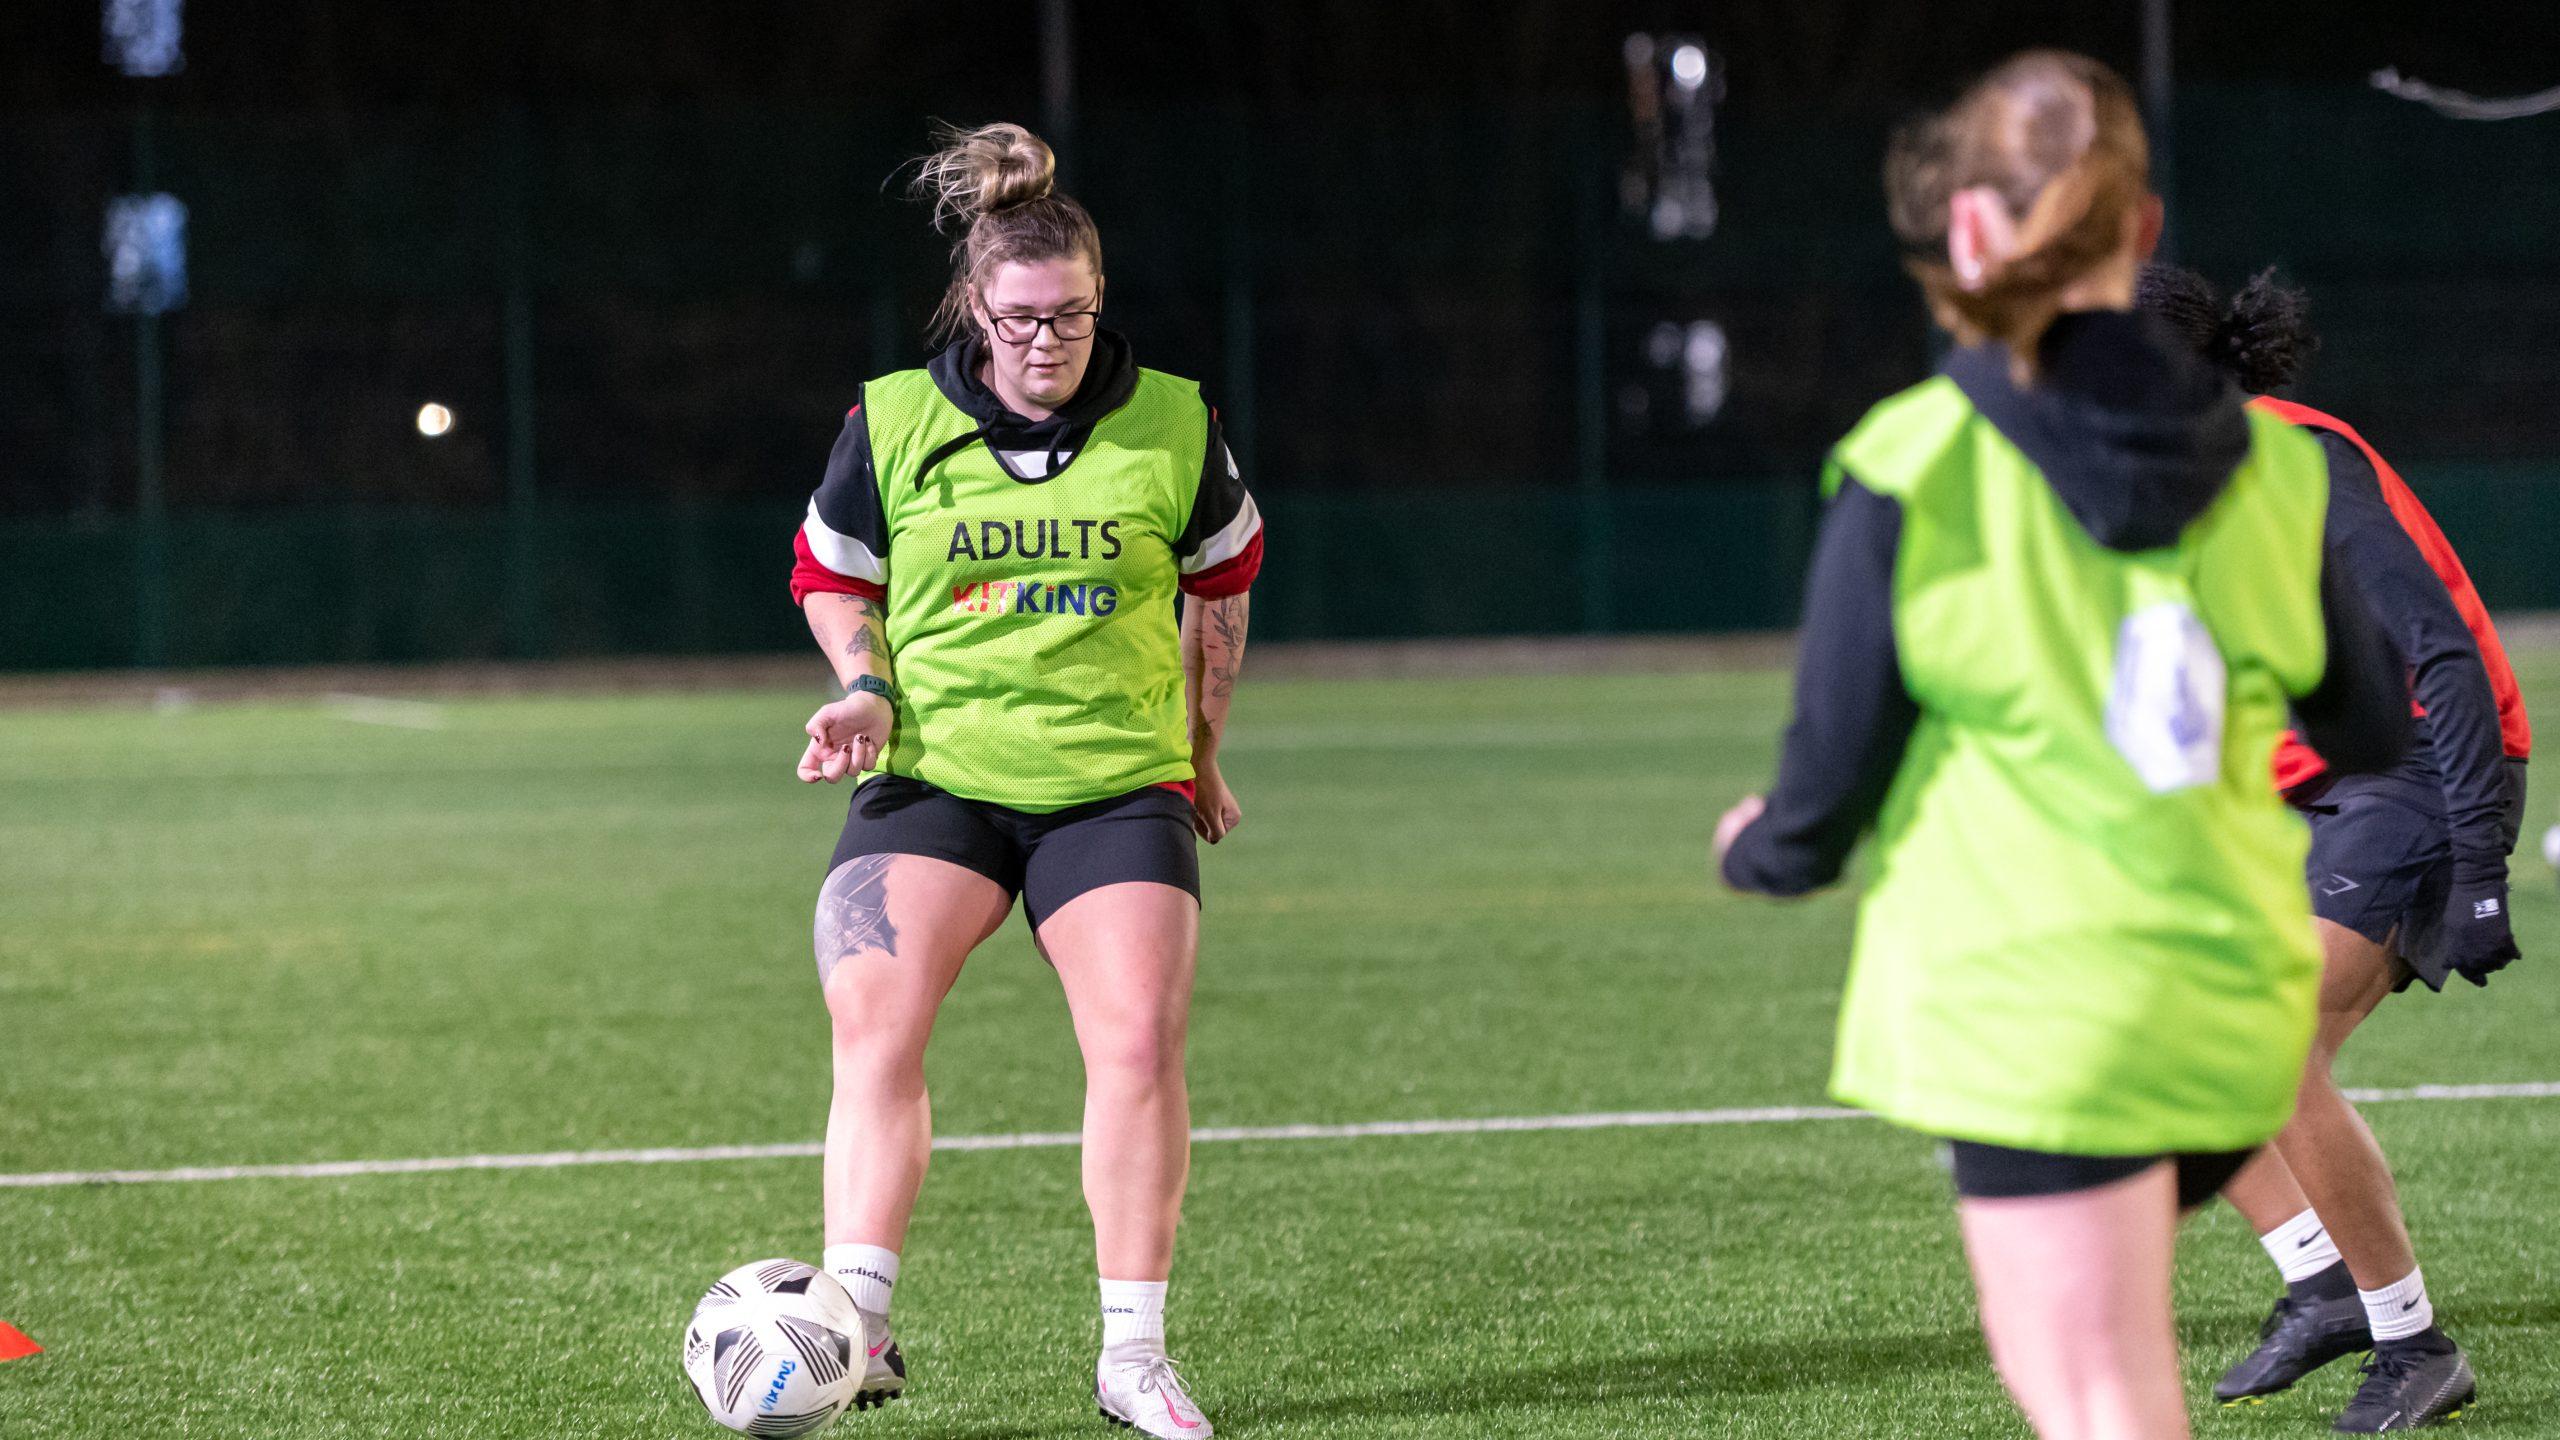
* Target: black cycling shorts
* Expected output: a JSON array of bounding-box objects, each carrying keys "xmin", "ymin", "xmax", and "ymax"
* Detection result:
[
  {"xmin": 2301, "ymin": 758, "xmax": 2528, "ymax": 992},
  {"xmin": 1946, "ymin": 1141, "xmax": 2257, "ymax": 1210},
  {"xmin": 829, "ymin": 774, "xmax": 1199, "ymax": 930}
]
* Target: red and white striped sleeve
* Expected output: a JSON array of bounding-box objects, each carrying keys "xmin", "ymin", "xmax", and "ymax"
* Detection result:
[
  {"xmin": 1173, "ymin": 409, "xmax": 1263, "ymax": 599},
  {"xmin": 791, "ymin": 404, "xmax": 889, "ymax": 606}
]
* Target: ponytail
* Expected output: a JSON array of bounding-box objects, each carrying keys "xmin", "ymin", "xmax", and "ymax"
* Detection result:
[{"xmin": 1885, "ymin": 51, "xmax": 2151, "ymax": 379}]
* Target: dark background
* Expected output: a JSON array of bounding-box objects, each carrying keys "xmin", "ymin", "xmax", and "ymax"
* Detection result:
[{"xmin": 5, "ymin": 2, "xmax": 2558, "ymax": 665}]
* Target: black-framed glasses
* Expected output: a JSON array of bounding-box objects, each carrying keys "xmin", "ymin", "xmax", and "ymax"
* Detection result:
[{"xmin": 988, "ymin": 310, "xmax": 1099, "ymax": 345}]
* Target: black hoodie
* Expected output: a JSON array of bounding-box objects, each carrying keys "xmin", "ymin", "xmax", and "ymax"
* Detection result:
[
  {"xmin": 1722, "ymin": 310, "xmax": 2411, "ymax": 896},
  {"xmin": 919, "ymin": 328, "xmax": 1141, "ymax": 485}
]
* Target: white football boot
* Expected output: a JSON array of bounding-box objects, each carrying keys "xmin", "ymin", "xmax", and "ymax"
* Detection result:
[
  {"xmin": 850, "ymin": 1308, "xmax": 906, "ymax": 1410},
  {"xmin": 1095, "ymin": 1354, "xmax": 1211, "ymax": 1436}
]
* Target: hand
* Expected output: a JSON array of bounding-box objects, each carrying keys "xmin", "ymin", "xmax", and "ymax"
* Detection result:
[
  {"xmin": 797, "ymin": 691, "xmax": 894, "ymax": 784},
  {"xmin": 1713, "ymin": 794, "xmax": 1766, "ymax": 884},
  {"xmin": 2442, "ymin": 856, "xmax": 2521, "ymax": 986},
  {"xmin": 1192, "ymin": 759, "xmax": 1243, "ymax": 844}
]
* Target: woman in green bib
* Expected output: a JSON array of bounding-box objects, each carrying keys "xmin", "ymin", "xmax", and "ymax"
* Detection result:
[
  {"xmin": 1714, "ymin": 53, "xmax": 2410, "ymax": 1440},
  {"xmin": 785, "ymin": 123, "xmax": 1259, "ymax": 1437}
]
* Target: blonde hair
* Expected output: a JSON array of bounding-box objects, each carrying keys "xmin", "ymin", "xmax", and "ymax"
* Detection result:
[
  {"xmin": 910, "ymin": 122, "xmax": 1103, "ymax": 345},
  {"xmin": 1885, "ymin": 50, "xmax": 2150, "ymax": 377}
]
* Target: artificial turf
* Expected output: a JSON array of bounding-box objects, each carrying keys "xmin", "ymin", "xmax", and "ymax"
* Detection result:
[{"xmin": 4, "ymin": 655, "xmax": 2558, "ymax": 1437}]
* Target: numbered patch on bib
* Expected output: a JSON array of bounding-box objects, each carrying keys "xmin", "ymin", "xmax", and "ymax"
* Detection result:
[{"xmin": 2106, "ymin": 602, "xmax": 2228, "ymax": 794}]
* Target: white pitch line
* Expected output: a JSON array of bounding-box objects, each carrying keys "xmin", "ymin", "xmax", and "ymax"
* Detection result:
[
  {"xmin": 2, "ymin": 1084, "xmax": 2551, "ymax": 1190},
  {"xmin": 2343, "ymin": 1080, "xmax": 2560, "ymax": 1103}
]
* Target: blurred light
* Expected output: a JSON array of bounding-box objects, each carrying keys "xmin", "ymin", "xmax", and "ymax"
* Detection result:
[
  {"xmin": 1623, "ymin": 34, "xmax": 1723, "ymax": 242},
  {"xmin": 1645, "ymin": 321, "xmax": 1685, "ymax": 369},
  {"xmin": 103, "ymin": 194, "xmax": 188, "ymax": 315},
  {"xmin": 1681, "ymin": 321, "xmax": 1730, "ymax": 425},
  {"xmin": 416, "ymin": 404, "xmax": 455, "ymax": 438},
  {"xmin": 103, "ymin": 0, "xmax": 184, "ymax": 77}
]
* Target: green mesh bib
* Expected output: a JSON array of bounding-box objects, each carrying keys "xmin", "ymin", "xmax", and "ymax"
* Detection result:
[
  {"xmin": 1825, "ymin": 376, "xmax": 2332, "ymax": 1154},
  {"xmin": 860, "ymin": 365, "xmax": 1212, "ymax": 811}
]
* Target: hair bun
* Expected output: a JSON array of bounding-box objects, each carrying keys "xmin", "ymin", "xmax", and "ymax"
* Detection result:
[
  {"xmin": 914, "ymin": 122, "xmax": 1057, "ymax": 232},
  {"xmin": 2212, "ymin": 268, "xmax": 2318, "ymax": 394}
]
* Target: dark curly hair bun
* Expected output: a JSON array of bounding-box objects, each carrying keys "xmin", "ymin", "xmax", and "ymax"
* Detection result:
[
  {"xmin": 2212, "ymin": 268, "xmax": 2318, "ymax": 395},
  {"xmin": 2134, "ymin": 262, "xmax": 2318, "ymax": 394}
]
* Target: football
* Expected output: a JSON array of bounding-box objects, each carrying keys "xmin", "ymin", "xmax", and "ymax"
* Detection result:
[{"xmin": 681, "ymin": 1259, "xmax": 863, "ymax": 1436}]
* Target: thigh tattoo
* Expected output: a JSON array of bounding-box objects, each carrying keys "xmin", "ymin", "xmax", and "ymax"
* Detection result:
[{"xmin": 814, "ymin": 854, "xmax": 900, "ymax": 984}]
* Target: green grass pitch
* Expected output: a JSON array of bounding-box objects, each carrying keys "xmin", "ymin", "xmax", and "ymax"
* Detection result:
[{"xmin": 5, "ymin": 653, "xmax": 2560, "ymax": 1437}]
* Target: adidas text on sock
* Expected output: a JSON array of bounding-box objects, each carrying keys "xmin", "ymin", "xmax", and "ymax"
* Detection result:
[
  {"xmin": 824, "ymin": 1243, "xmax": 900, "ymax": 1317},
  {"xmin": 1100, "ymin": 1277, "xmax": 1168, "ymax": 1360}
]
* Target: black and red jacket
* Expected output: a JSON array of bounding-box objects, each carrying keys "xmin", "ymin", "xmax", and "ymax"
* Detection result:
[{"xmin": 2257, "ymin": 397, "xmax": 2529, "ymax": 864}]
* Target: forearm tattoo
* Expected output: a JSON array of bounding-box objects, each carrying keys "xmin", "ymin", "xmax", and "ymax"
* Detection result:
[
  {"xmin": 835, "ymin": 595, "xmax": 888, "ymax": 662},
  {"xmin": 813, "ymin": 854, "xmax": 899, "ymax": 985},
  {"xmin": 1205, "ymin": 594, "xmax": 1249, "ymax": 700}
]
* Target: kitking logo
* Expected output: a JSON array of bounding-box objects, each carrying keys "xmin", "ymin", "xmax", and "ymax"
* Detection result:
[{"xmin": 951, "ymin": 579, "xmax": 1120, "ymax": 618}]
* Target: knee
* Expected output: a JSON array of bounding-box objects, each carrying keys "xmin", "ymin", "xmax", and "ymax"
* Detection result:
[
  {"xmin": 1083, "ymin": 1020, "xmax": 1187, "ymax": 1089},
  {"xmin": 827, "ymin": 995, "xmax": 928, "ymax": 1079}
]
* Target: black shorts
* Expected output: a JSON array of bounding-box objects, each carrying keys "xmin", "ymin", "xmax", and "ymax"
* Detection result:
[
  {"xmin": 1946, "ymin": 1141, "xmax": 2256, "ymax": 1210},
  {"xmin": 2301, "ymin": 758, "xmax": 2528, "ymax": 992},
  {"xmin": 829, "ymin": 774, "xmax": 1200, "ymax": 930}
]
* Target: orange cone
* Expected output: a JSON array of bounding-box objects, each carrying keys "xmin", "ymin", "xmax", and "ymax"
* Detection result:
[{"xmin": 0, "ymin": 1322, "xmax": 40, "ymax": 1361}]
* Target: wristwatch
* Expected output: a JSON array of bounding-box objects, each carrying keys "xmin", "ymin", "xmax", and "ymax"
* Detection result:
[{"xmin": 844, "ymin": 675, "xmax": 895, "ymax": 702}]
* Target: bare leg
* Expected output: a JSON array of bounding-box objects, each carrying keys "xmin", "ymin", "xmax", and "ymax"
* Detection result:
[
  {"xmin": 2271, "ymin": 919, "xmax": 2413, "ymax": 1288},
  {"xmin": 818, "ymin": 854, "xmax": 1012, "ymax": 1249},
  {"xmin": 2222, "ymin": 1144, "xmax": 2317, "ymax": 1236},
  {"xmin": 1038, "ymin": 882, "xmax": 1200, "ymax": 1281},
  {"xmin": 1960, "ymin": 1164, "xmax": 2190, "ymax": 1440}
]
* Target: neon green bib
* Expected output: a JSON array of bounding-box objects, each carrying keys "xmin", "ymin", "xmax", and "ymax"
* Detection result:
[
  {"xmin": 1828, "ymin": 377, "xmax": 2330, "ymax": 1154},
  {"xmin": 862, "ymin": 366, "xmax": 1211, "ymax": 811}
]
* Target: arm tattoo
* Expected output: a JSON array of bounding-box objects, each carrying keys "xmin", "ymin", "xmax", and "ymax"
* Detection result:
[
  {"xmin": 831, "ymin": 595, "xmax": 888, "ymax": 661},
  {"xmin": 1205, "ymin": 595, "xmax": 1248, "ymax": 700},
  {"xmin": 813, "ymin": 854, "xmax": 899, "ymax": 986}
]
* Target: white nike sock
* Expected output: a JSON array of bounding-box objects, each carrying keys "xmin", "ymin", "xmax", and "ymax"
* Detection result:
[
  {"xmin": 1099, "ymin": 1278, "xmax": 1168, "ymax": 1362},
  {"xmin": 2260, "ymin": 1208, "xmax": 2346, "ymax": 1284},
  {"xmin": 823, "ymin": 1243, "xmax": 899, "ymax": 1317},
  {"xmin": 2361, "ymin": 1267, "xmax": 2433, "ymax": 1343}
]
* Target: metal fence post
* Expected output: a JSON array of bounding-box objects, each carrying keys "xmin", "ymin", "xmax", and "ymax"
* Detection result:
[
  {"xmin": 2142, "ymin": 0, "xmax": 2176, "ymax": 253},
  {"xmin": 1221, "ymin": 116, "xmax": 1258, "ymax": 479},
  {"xmin": 502, "ymin": 108, "xmax": 543, "ymax": 657},
  {"xmin": 1573, "ymin": 160, "xmax": 1612, "ymax": 634},
  {"xmin": 131, "ymin": 108, "xmax": 170, "ymax": 668}
]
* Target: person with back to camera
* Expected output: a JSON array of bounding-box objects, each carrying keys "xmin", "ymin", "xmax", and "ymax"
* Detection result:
[
  {"xmin": 2140, "ymin": 262, "xmax": 2527, "ymax": 1430},
  {"xmin": 1712, "ymin": 51, "xmax": 2413, "ymax": 1440},
  {"xmin": 786, "ymin": 121, "xmax": 1262, "ymax": 1436}
]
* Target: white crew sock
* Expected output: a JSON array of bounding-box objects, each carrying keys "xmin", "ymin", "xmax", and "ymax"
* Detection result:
[
  {"xmin": 823, "ymin": 1244, "xmax": 900, "ymax": 1317},
  {"xmin": 2260, "ymin": 1208, "xmax": 2346, "ymax": 1284},
  {"xmin": 1099, "ymin": 1278, "xmax": 1168, "ymax": 1362},
  {"xmin": 2361, "ymin": 1267, "xmax": 2434, "ymax": 1343}
]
